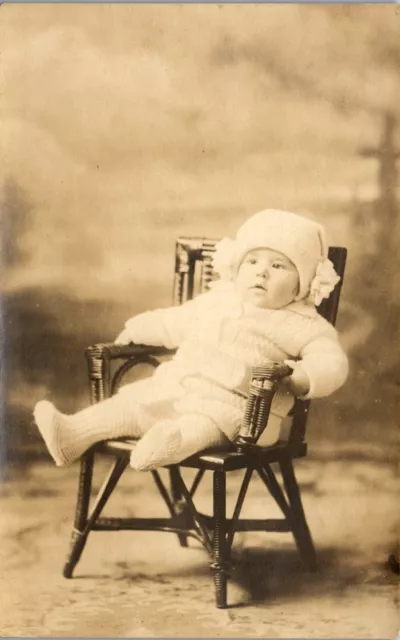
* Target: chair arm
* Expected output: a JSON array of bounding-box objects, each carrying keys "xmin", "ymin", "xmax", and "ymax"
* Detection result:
[
  {"xmin": 85, "ymin": 342, "xmax": 176, "ymax": 402},
  {"xmin": 235, "ymin": 362, "xmax": 293, "ymax": 452},
  {"xmin": 86, "ymin": 342, "xmax": 175, "ymax": 361}
]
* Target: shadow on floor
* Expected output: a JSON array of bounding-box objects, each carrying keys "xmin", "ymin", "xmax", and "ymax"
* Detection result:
[
  {"xmin": 230, "ymin": 546, "xmax": 397, "ymax": 604},
  {"xmin": 72, "ymin": 543, "xmax": 397, "ymax": 609}
]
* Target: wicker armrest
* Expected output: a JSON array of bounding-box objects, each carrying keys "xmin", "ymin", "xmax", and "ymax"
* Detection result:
[
  {"xmin": 85, "ymin": 342, "xmax": 175, "ymax": 361},
  {"xmin": 85, "ymin": 342, "xmax": 176, "ymax": 401},
  {"xmin": 235, "ymin": 362, "xmax": 293, "ymax": 452}
]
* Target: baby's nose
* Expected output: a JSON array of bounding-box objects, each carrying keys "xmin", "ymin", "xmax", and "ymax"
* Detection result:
[{"xmin": 257, "ymin": 266, "xmax": 270, "ymax": 278}]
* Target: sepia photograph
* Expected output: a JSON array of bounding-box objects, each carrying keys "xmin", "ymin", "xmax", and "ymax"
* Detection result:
[{"xmin": 0, "ymin": 3, "xmax": 399, "ymax": 637}]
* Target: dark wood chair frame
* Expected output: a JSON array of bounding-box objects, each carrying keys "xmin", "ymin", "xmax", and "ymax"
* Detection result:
[{"xmin": 63, "ymin": 237, "xmax": 347, "ymax": 609}]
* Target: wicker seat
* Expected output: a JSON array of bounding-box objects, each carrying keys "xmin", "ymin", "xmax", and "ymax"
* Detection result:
[{"xmin": 63, "ymin": 237, "xmax": 347, "ymax": 609}]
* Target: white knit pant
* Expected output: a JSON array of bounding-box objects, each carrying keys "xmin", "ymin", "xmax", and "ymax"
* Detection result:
[{"xmin": 34, "ymin": 392, "xmax": 228, "ymax": 468}]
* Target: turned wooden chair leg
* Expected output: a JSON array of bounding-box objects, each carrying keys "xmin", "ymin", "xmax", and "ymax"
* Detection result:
[
  {"xmin": 64, "ymin": 453, "xmax": 128, "ymax": 578},
  {"xmin": 211, "ymin": 470, "xmax": 229, "ymax": 609},
  {"xmin": 280, "ymin": 458, "xmax": 317, "ymax": 571},
  {"xmin": 63, "ymin": 451, "xmax": 94, "ymax": 578},
  {"xmin": 169, "ymin": 467, "xmax": 189, "ymax": 547}
]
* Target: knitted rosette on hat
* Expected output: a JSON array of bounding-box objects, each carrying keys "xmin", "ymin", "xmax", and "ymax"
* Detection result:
[{"xmin": 213, "ymin": 209, "xmax": 340, "ymax": 306}]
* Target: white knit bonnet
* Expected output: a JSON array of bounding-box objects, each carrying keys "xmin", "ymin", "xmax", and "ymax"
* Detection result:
[{"xmin": 213, "ymin": 209, "xmax": 340, "ymax": 306}]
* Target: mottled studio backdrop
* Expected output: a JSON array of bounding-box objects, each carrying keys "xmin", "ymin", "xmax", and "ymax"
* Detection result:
[{"xmin": 1, "ymin": 4, "xmax": 399, "ymax": 468}]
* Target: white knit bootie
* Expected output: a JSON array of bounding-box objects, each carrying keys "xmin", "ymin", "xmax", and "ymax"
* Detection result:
[
  {"xmin": 130, "ymin": 414, "xmax": 229, "ymax": 471},
  {"xmin": 34, "ymin": 394, "xmax": 145, "ymax": 467}
]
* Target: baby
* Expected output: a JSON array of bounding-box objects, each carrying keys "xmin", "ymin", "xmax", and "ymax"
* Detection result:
[{"xmin": 34, "ymin": 209, "xmax": 348, "ymax": 471}]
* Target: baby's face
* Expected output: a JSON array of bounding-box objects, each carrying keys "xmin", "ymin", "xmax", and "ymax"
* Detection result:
[{"xmin": 235, "ymin": 248, "xmax": 299, "ymax": 309}]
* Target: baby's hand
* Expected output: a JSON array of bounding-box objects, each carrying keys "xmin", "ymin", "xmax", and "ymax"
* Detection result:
[
  {"xmin": 114, "ymin": 329, "xmax": 134, "ymax": 345},
  {"xmin": 283, "ymin": 359, "xmax": 310, "ymax": 397}
]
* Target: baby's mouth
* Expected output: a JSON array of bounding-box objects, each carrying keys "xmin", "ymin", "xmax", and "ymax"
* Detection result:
[{"xmin": 251, "ymin": 284, "xmax": 267, "ymax": 291}]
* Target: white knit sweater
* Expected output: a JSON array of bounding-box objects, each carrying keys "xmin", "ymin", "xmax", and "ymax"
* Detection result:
[{"xmin": 120, "ymin": 281, "xmax": 348, "ymax": 441}]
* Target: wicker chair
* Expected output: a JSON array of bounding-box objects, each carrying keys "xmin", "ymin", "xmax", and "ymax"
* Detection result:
[{"xmin": 63, "ymin": 237, "xmax": 347, "ymax": 609}]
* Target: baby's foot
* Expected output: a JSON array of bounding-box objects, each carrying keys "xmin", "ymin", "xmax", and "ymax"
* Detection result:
[
  {"xmin": 33, "ymin": 401, "xmax": 69, "ymax": 467},
  {"xmin": 130, "ymin": 421, "xmax": 182, "ymax": 471}
]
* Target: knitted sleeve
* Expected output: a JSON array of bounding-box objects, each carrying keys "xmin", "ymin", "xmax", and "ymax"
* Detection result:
[
  {"xmin": 122, "ymin": 291, "xmax": 213, "ymax": 349},
  {"xmin": 297, "ymin": 327, "xmax": 349, "ymax": 399}
]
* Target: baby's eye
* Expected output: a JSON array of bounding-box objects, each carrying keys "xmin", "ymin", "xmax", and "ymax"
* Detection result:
[
  {"xmin": 272, "ymin": 262, "xmax": 285, "ymax": 269},
  {"xmin": 246, "ymin": 257, "xmax": 258, "ymax": 265}
]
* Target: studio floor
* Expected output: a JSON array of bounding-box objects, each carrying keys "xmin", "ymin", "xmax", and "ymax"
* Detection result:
[{"xmin": 0, "ymin": 445, "xmax": 398, "ymax": 638}]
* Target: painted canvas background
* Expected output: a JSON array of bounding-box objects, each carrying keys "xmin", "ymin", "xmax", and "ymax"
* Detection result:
[
  {"xmin": 0, "ymin": 4, "xmax": 399, "ymax": 637},
  {"xmin": 2, "ymin": 4, "xmax": 399, "ymax": 461}
]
